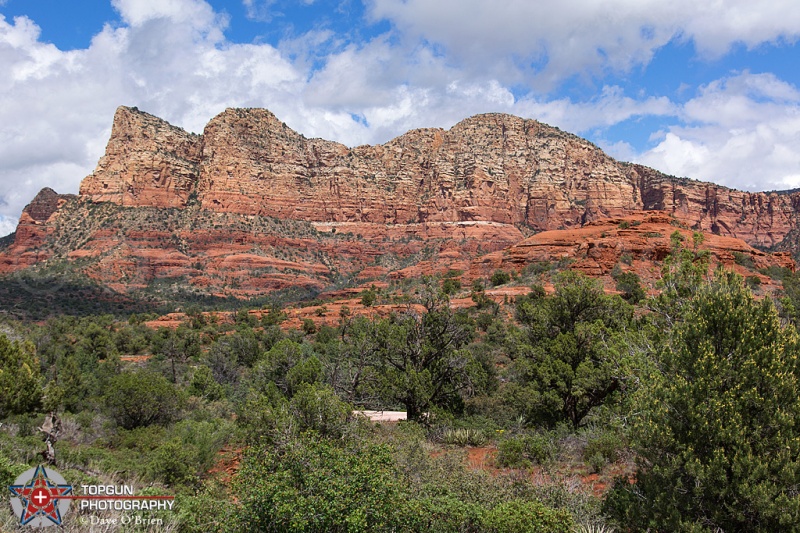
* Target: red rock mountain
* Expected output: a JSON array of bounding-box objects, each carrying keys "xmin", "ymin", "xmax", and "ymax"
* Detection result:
[{"xmin": 1, "ymin": 106, "xmax": 797, "ymax": 299}]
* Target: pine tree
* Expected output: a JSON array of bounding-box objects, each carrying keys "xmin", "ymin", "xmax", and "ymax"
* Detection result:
[{"xmin": 608, "ymin": 272, "xmax": 800, "ymax": 531}]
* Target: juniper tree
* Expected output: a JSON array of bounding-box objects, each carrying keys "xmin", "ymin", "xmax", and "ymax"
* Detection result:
[
  {"xmin": 510, "ymin": 272, "xmax": 633, "ymax": 428},
  {"xmin": 607, "ymin": 272, "xmax": 800, "ymax": 531}
]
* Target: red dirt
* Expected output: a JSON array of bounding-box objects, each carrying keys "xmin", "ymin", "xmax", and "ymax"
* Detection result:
[
  {"xmin": 207, "ymin": 446, "xmax": 242, "ymax": 486},
  {"xmin": 466, "ymin": 446, "xmax": 497, "ymax": 471}
]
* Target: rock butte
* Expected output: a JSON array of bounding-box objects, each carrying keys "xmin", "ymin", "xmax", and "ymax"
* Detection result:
[{"xmin": 0, "ymin": 106, "xmax": 796, "ymax": 298}]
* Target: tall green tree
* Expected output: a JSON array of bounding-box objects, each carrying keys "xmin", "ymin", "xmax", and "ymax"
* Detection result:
[
  {"xmin": 105, "ymin": 369, "xmax": 182, "ymax": 429},
  {"xmin": 0, "ymin": 335, "xmax": 42, "ymax": 417},
  {"xmin": 510, "ymin": 272, "xmax": 633, "ymax": 427},
  {"xmin": 608, "ymin": 273, "xmax": 800, "ymax": 531},
  {"xmin": 370, "ymin": 295, "xmax": 476, "ymax": 421}
]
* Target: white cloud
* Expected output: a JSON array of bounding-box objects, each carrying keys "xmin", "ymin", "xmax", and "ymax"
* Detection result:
[
  {"xmin": 366, "ymin": 0, "xmax": 800, "ymax": 89},
  {"xmin": 112, "ymin": 0, "xmax": 224, "ymax": 32},
  {"xmin": 0, "ymin": 215, "xmax": 16, "ymax": 238},
  {"xmin": 0, "ymin": 4, "xmax": 305, "ymax": 236},
  {"xmin": 515, "ymin": 86, "xmax": 676, "ymax": 133},
  {"xmin": 638, "ymin": 72, "xmax": 800, "ymax": 191},
  {"xmin": 0, "ymin": 0, "xmax": 799, "ymax": 238}
]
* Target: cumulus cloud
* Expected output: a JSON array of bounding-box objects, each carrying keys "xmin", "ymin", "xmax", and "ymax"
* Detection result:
[
  {"xmin": 0, "ymin": 2, "xmax": 307, "ymax": 237},
  {"xmin": 0, "ymin": 0, "xmax": 799, "ymax": 237},
  {"xmin": 515, "ymin": 86, "xmax": 676, "ymax": 133},
  {"xmin": 366, "ymin": 0, "xmax": 800, "ymax": 89},
  {"xmin": 638, "ymin": 72, "xmax": 800, "ymax": 191},
  {"xmin": 0, "ymin": 216, "xmax": 16, "ymax": 237}
]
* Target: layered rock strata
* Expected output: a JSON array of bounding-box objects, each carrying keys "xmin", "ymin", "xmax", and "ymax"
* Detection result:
[
  {"xmin": 0, "ymin": 106, "xmax": 797, "ymax": 299},
  {"xmin": 76, "ymin": 106, "xmax": 800, "ymax": 249}
]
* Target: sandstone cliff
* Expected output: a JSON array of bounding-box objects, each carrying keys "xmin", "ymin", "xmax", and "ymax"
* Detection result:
[
  {"xmin": 79, "ymin": 107, "xmax": 202, "ymax": 208},
  {"xmin": 76, "ymin": 106, "xmax": 800, "ymax": 249},
  {"xmin": 3, "ymin": 106, "xmax": 798, "ymax": 300},
  {"xmin": 0, "ymin": 187, "xmax": 76, "ymax": 272}
]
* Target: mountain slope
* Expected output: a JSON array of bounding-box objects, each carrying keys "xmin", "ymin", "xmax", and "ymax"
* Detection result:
[{"xmin": 0, "ymin": 106, "xmax": 797, "ymax": 303}]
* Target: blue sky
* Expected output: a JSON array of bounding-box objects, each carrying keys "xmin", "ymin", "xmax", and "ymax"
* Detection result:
[{"xmin": 0, "ymin": 0, "xmax": 799, "ymax": 236}]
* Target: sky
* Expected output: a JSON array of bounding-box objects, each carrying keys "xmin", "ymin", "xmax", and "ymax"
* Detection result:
[{"xmin": 0, "ymin": 0, "xmax": 799, "ymax": 236}]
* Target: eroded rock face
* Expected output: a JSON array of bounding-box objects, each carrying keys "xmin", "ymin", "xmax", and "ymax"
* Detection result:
[
  {"xmin": 3, "ymin": 106, "xmax": 800, "ymax": 297},
  {"xmin": 633, "ymin": 166, "xmax": 800, "ymax": 249},
  {"xmin": 79, "ymin": 106, "xmax": 202, "ymax": 208},
  {"xmin": 470, "ymin": 211, "xmax": 795, "ymax": 290},
  {"xmin": 193, "ymin": 110, "xmax": 639, "ymax": 227},
  {"xmin": 0, "ymin": 188, "xmax": 75, "ymax": 272},
  {"xmin": 78, "ymin": 108, "xmax": 645, "ymax": 227},
  {"xmin": 77, "ymin": 106, "xmax": 800, "ymax": 248}
]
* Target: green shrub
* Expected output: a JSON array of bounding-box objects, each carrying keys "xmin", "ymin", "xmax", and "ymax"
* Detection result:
[
  {"xmin": 261, "ymin": 304, "xmax": 287, "ymax": 326},
  {"xmin": 585, "ymin": 452, "xmax": 607, "ymax": 474},
  {"xmin": 187, "ymin": 365, "xmax": 225, "ymax": 401},
  {"xmin": 732, "ymin": 250, "xmax": 755, "ymax": 269},
  {"xmin": 746, "ymin": 274, "xmax": 762, "ymax": 288},
  {"xmin": 491, "ymin": 270, "xmax": 512, "ymax": 287},
  {"xmin": 290, "ymin": 383, "xmax": 351, "ymax": 439},
  {"xmin": 173, "ymin": 482, "xmax": 232, "ymax": 533},
  {"xmin": 301, "ymin": 318, "xmax": 317, "ymax": 335},
  {"xmin": 395, "ymin": 496, "xmax": 482, "ymax": 532},
  {"xmin": 759, "ymin": 265, "xmax": 792, "ymax": 281},
  {"xmin": 482, "ymin": 500, "xmax": 574, "ymax": 533},
  {"xmin": 442, "ymin": 277, "xmax": 462, "ymax": 295},
  {"xmin": 236, "ymin": 385, "xmax": 295, "ymax": 445},
  {"xmin": 523, "ymin": 261, "xmax": 553, "ymax": 277},
  {"xmin": 0, "ymin": 456, "xmax": 28, "ymax": 489},
  {"xmin": 360, "ymin": 289, "xmax": 377, "ymax": 307},
  {"xmin": 495, "ymin": 431, "xmax": 555, "ymax": 468},
  {"xmin": 523, "ymin": 433, "xmax": 555, "ymax": 465},
  {"xmin": 286, "ymin": 355, "xmax": 323, "ymax": 394},
  {"xmin": 147, "ymin": 438, "xmax": 198, "ymax": 486},
  {"xmin": 235, "ymin": 439, "xmax": 404, "ymax": 532},
  {"xmin": 612, "ymin": 271, "xmax": 646, "ymax": 303},
  {"xmin": 105, "ymin": 370, "xmax": 182, "ymax": 429},
  {"xmin": 0, "ymin": 335, "xmax": 42, "ymax": 418},
  {"xmin": 582, "ymin": 431, "xmax": 625, "ymax": 467},
  {"xmin": 496, "ymin": 437, "xmax": 530, "ymax": 468}
]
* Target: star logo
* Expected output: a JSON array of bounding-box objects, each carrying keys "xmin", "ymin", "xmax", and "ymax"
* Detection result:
[{"xmin": 8, "ymin": 465, "xmax": 73, "ymax": 528}]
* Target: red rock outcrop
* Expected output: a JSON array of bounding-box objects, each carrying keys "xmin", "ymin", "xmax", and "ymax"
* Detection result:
[
  {"xmin": 633, "ymin": 166, "xmax": 800, "ymax": 248},
  {"xmin": 79, "ymin": 106, "xmax": 201, "ymax": 208},
  {"xmin": 0, "ymin": 188, "xmax": 75, "ymax": 273},
  {"xmin": 3, "ymin": 106, "xmax": 800, "ymax": 300},
  {"xmin": 470, "ymin": 211, "xmax": 795, "ymax": 289},
  {"xmin": 76, "ymin": 106, "xmax": 800, "ymax": 249}
]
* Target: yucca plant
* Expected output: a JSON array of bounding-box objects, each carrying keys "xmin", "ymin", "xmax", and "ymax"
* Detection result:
[
  {"xmin": 574, "ymin": 523, "xmax": 615, "ymax": 533},
  {"xmin": 441, "ymin": 428, "xmax": 487, "ymax": 447}
]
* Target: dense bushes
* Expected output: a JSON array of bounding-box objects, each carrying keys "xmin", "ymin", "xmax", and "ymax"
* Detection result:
[
  {"xmin": 105, "ymin": 369, "xmax": 182, "ymax": 429},
  {"xmin": 5, "ymin": 242, "xmax": 800, "ymax": 532},
  {"xmin": 0, "ymin": 335, "xmax": 41, "ymax": 418},
  {"xmin": 236, "ymin": 439, "xmax": 404, "ymax": 532},
  {"xmin": 233, "ymin": 432, "xmax": 575, "ymax": 533}
]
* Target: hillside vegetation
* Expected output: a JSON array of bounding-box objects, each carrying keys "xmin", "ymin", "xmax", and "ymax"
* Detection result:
[{"xmin": 3, "ymin": 241, "xmax": 800, "ymax": 531}]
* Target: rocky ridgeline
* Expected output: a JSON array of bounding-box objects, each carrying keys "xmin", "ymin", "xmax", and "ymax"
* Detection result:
[
  {"xmin": 77, "ymin": 106, "xmax": 800, "ymax": 247},
  {"xmin": 1, "ymin": 106, "xmax": 797, "ymax": 298}
]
